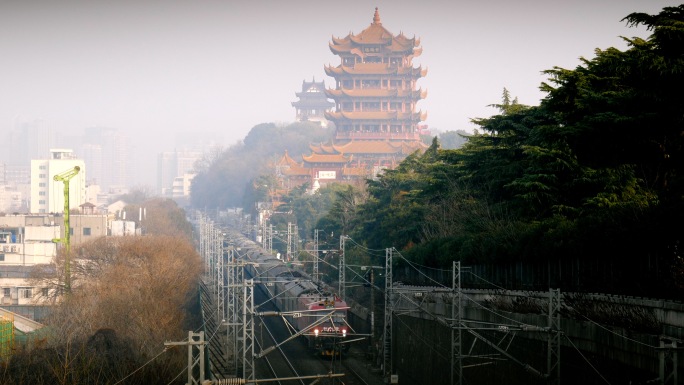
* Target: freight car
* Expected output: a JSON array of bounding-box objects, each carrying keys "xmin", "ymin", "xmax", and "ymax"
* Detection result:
[{"xmin": 231, "ymin": 229, "xmax": 351, "ymax": 356}]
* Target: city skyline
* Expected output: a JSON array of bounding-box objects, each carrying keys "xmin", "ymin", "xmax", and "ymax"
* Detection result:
[{"xmin": 1, "ymin": 0, "xmax": 675, "ymax": 187}]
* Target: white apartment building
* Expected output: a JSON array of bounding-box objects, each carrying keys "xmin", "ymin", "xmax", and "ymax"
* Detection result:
[
  {"xmin": 0, "ymin": 213, "xmax": 108, "ymax": 320},
  {"xmin": 157, "ymin": 150, "xmax": 202, "ymax": 196},
  {"xmin": 0, "ymin": 185, "xmax": 23, "ymax": 213},
  {"xmin": 172, "ymin": 173, "xmax": 196, "ymax": 198},
  {"xmin": 30, "ymin": 149, "xmax": 86, "ymax": 214}
]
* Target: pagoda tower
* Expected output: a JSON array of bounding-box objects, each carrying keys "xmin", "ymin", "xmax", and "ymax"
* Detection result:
[
  {"xmin": 324, "ymin": 7, "xmax": 427, "ymax": 143},
  {"xmin": 291, "ymin": 78, "xmax": 335, "ymax": 127},
  {"xmin": 274, "ymin": 8, "xmax": 429, "ymax": 192}
]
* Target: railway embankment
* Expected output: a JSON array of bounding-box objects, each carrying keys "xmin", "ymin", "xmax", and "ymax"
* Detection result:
[{"xmin": 344, "ymin": 288, "xmax": 683, "ymax": 384}]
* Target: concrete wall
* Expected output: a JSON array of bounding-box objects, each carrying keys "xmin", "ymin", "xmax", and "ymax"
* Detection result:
[{"xmin": 382, "ymin": 288, "xmax": 683, "ymax": 385}]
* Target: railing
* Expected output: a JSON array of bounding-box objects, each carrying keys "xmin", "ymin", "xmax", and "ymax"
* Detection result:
[{"xmin": 336, "ymin": 132, "xmax": 421, "ymax": 141}]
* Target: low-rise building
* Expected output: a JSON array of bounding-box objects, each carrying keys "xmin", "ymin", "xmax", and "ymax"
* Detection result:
[{"xmin": 0, "ymin": 211, "xmax": 124, "ymax": 321}]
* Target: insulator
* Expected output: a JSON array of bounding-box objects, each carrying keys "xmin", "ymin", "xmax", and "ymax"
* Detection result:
[{"xmin": 211, "ymin": 378, "xmax": 246, "ymax": 385}]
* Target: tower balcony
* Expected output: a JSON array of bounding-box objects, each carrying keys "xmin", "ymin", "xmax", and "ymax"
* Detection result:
[{"xmin": 335, "ymin": 131, "xmax": 422, "ymax": 141}]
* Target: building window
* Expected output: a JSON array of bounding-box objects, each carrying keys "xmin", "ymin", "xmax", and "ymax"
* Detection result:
[
  {"xmin": 39, "ymin": 173, "xmax": 47, "ymax": 178},
  {"xmin": 83, "ymin": 227, "xmax": 91, "ymax": 236},
  {"xmin": 39, "ymin": 200, "xmax": 46, "ymax": 204},
  {"xmin": 39, "ymin": 191, "xmax": 46, "ymax": 196},
  {"xmin": 69, "ymin": 228, "xmax": 74, "ymax": 236},
  {"xmin": 0, "ymin": 254, "xmax": 4, "ymax": 261},
  {"xmin": 2, "ymin": 288, "xmax": 9, "ymax": 297},
  {"xmin": 39, "ymin": 182, "xmax": 46, "ymax": 187},
  {"xmin": 19, "ymin": 288, "xmax": 32, "ymax": 299},
  {"xmin": 39, "ymin": 165, "xmax": 47, "ymax": 170},
  {"xmin": 42, "ymin": 288, "xmax": 49, "ymax": 297}
]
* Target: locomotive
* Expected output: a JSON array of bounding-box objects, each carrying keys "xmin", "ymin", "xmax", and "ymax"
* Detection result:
[{"xmin": 230, "ymin": 229, "xmax": 351, "ymax": 356}]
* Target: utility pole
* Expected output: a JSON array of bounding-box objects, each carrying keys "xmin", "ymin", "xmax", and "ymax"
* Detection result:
[
  {"xmin": 452, "ymin": 261, "xmax": 462, "ymax": 385},
  {"xmin": 217, "ymin": 233, "xmax": 225, "ymax": 325},
  {"xmin": 293, "ymin": 224, "xmax": 299, "ymax": 260},
  {"xmin": 287, "ymin": 222, "xmax": 292, "ymax": 261},
  {"xmin": 658, "ymin": 337, "xmax": 679, "ymax": 385},
  {"xmin": 382, "ymin": 247, "xmax": 394, "ymax": 383},
  {"xmin": 165, "ymin": 331, "xmax": 207, "ymax": 385},
  {"xmin": 339, "ymin": 235, "xmax": 346, "ymax": 300},
  {"xmin": 370, "ymin": 267, "xmax": 376, "ymax": 339},
  {"xmin": 548, "ymin": 288, "xmax": 561, "ymax": 385},
  {"xmin": 313, "ymin": 229, "xmax": 320, "ymax": 282},
  {"xmin": 242, "ymin": 279, "xmax": 255, "ymax": 382}
]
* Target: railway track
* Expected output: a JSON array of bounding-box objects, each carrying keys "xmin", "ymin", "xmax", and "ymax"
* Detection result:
[{"xmin": 254, "ymin": 281, "xmax": 342, "ymax": 385}]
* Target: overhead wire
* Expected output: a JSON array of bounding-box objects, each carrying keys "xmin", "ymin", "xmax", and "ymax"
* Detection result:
[
  {"xmin": 466, "ymin": 271, "xmax": 508, "ymax": 291},
  {"xmin": 462, "ymin": 295, "xmax": 527, "ymax": 327},
  {"xmin": 578, "ymin": 314, "xmax": 658, "ymax": 349},
  {"xmin": 112, "ymin": 346, "xmax": 171, "ymax": 385},
  {"xmin": 564, "ymin": 334, "xmax": 613, "ymax": 385},
  {"xmin": 393, "ymin": 314, "xmax": 450, "ymax": 361},
  {"xmin": 166, "ymin": 364, "xmax": 189, "ymax": 385},
  {"xmin": 344, "ymin": 236, "xmax": 387, "ymax": 253},
  {"xmin": 393, "ymin": 249, "xmax": 449, "ymax": 289}
]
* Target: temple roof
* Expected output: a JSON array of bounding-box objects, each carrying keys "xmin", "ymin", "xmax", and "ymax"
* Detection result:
[
  {"xmin": 325, "ymin": 110, "xmax": 427, "ymax": 121},
  {"xmin": 276, "ymin": 151, "xmax": 310, "ymax": 176},
  {"xmin": 281, "ymin": 166, "xmax": 310, "ymax": 176},
  {"xmin": 308, "ymin": 139, "xmax": 427, "ymax": 157},
  {"xmin": 296, "ymin": 78, "xmax": 328, "ymax": 96},
  {"xmin": 309, "ymin": 142, "xmax": 337, "ymax": 154},
  {"xmin": 325, "ymin": 88, "xmax": 427, "ymax": 99},
  {"xmin": 394, "ymin": 140, "xmax": 429, "ymax": 153},
  {"xmin": 325, "ymin": 64, "xmax": 426, "ymax": 77},
  {"xmin": 293, "ymin": 77, "xmax": 335, "ymax": 108},
  {"xmin": 277, "ymin": 150, "xmax": 300, "ymax": 167},
  {"xmin": 292, "ymin": 98, "xmax": 334, "ymax": 108},
  {"xmin": 333, "ymin": 140, "xmax": 403, "ymax": 155},
  {"xmin": 302, "ymin": 153, "xmax": 352, "ymax": 164},
  {"xmin": 329, "ymin": 8, "xmax": 420, "ymax": 56}
]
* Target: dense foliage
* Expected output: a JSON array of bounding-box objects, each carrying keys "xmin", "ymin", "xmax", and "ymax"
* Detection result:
[
  {"xmin": 9, "ymin": 201, "xmax": 202, "ymax": 385},
  {"xmin": 317, "ymin": 5, "xmax": 684, "ymax": 295},
  {"xmin": 190, "ymin": 121, "xmax": 333, "ymax": 209}
]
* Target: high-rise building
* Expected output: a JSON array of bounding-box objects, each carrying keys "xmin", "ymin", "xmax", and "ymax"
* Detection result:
[
  {"xmin": 157, "ymin": 150, "xmax": 202, "ymax": 196},
  {"xmin": 7, "ymin": 118, "xmax": 56, "ymax": 166},
  {"xmin": 30, "ymin": 149, "xmax": 86, "ymax": 214},
  {"xmin": 82, "ymin": 127, "xmax": 129, "ymax": 193},
  {"xmin": 81, "ymin": 143, "xmax": 103, "ymax": 186}
]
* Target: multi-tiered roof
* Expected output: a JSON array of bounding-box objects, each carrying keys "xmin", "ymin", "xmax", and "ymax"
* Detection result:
[
  {"xmin": 324, "ymin": 7, "xmax": 427, "ymax": 141},
  {"xmin": 275, "ymin": 9, "xmax": 429, "ymax": 193},
  {"xmin": 291, "ymin": 79, "xmax": 335, "ymax": 127}
]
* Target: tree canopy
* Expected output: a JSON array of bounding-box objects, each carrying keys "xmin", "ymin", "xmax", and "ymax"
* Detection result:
[
  {"xmin": 190, "ymin": 121, "xmax": 333, "ymax": 209},
  {"xmin": 315, "ymin": 5, "xmax": 684, "ymax": 295}
]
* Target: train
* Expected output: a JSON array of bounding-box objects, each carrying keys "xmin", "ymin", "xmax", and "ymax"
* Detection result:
[{"xmin": 228, "ymin": 228, "xmax": 352, "ymax": 356}]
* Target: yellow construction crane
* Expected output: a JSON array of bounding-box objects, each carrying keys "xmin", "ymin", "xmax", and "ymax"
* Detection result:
[{"xmin": 51, "ymin": 166, "xmax": 80, "ymax": 293}]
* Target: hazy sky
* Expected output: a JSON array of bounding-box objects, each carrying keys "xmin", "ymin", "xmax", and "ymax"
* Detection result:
[{"xmin": 0, "ymin": 0, "xmax": 676, "ymax": 185}]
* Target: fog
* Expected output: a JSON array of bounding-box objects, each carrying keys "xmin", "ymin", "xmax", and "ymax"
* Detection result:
[{"xmin": 0, "ymin": 0, "xmax": 674, "ymax": 187}]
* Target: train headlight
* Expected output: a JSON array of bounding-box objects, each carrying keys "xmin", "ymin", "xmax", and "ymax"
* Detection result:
[
  {"xmin": 314, "ymin": 328, "xmax": 319, "ymax": 337},
  {"xmin": 342, "ymin": 328, "xmax": 347, "ymax": 337}
]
